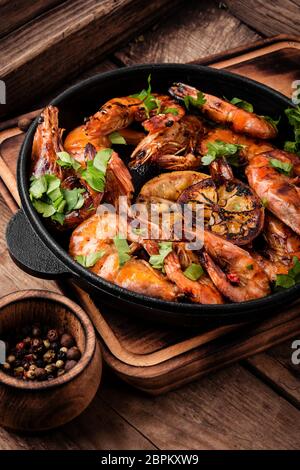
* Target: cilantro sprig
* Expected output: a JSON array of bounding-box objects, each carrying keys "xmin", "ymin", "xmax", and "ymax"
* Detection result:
[
  {"xmin": 270, "ymin": 158, "xmax": 293, "ymax": 176},
  {"xmin": 109, "ymin": 131, "xmax": 127, "ymax": 145},
  {"xmin": 80, "ymin": 148, "xmax": 113, "ymax": 192},
  {"xmin": 183, "ymin": 263, "xmax": 204, "ymax": 281},
  {"xmin": 149, "ymin": 242, "xmax": 173, "ymax": 271},
  {"xmin": 113, "ymin": 235, "xmax": 131, "ymax": 267},
  {"xmin": 183, "ymin": 91, "xmax": 206, "ymax": 110},
  {"xmin": 29, "ymin": 174, "xmax": 85, "ymax": 225},
  {"xmin": 202, "ymin": 140, "xmax": 245, "ymax": 166},
  {"xmin": 275, "ymin": 256, "xmax": 300, "ymax": 289},
  {"xmin": 228, "ymin": 97, "xmax": 254, "ymax": 113},
  {"xmin": 130, "ymin": 74, "xmax": 159, "ymax": 118},
  {"xmin": 57, "ymin": 151, "xmax": 81, "ymax": 171},
  {"xmin": 284, "ymin": 104, "xmax": 300, "ymax": 155},
  {"xmin": 75, "ymin": 251, "xmax": 106, "ymax": 268}
]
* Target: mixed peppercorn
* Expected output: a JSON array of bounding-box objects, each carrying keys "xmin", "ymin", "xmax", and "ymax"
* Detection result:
[{"xmin": 0, "ymin": 324, "xmax": 81, "ymax": 381}]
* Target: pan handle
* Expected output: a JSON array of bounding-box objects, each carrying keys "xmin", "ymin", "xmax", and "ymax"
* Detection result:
[{"xmin": 6, "ymin": 210, "xmax": 71, "ymax": 279}]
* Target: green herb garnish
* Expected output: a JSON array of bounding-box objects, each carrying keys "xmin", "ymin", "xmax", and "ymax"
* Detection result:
[
  {"xmin": 183, "ymin": 91, "xmax": 206, "ymax": 110},
  {"xmin": 113, "ymin": 235, "xmax": 131, "ymax": 266},
  {"xmin": 229, "ymin": 97, "xmax": 253, "ymax": 113},
  {"xmin": 284, "ymin": 104, "xmax": 300, "ymax": 155},
  {"xmin": 109, "ymin": 131, "xmax": 127, "ymax": 145},
  {"xmin": 246, "ymin": 264, "xmax": 254, "ymax": 271},
  {"xmin": 80, "ymin": 148, "xmax": 112, "ymax": 192},
  {"xmin": 130, "ymin": 74, "xmax": 159, "ymax": 118},
  {"xmin": 63, "ymin": 188, "xmax": 85, "ymax": 212},
  {"xmin": 275, "ymin": 256, "xmax": 300, "ymax": 289},
  {"xmin": 261, "ymin": 197, "xmax": 268, "ymax": 208},
  {"xmin": 162, "ymin": 107, "xmax": 179, "ymax": 116},
  {"xmin": 56, "ymin": 151, "xmax": 81, "ymax": 171},
  {"xmin": 202, "ymin": 140, "xmax": 245, "ymax": 166},
  {"xmin": 183, "ymin": 263, "xmax": 204, "ymax": 281},
  {"xmin": 29, "ymin": 174, "xmax": 86, "ymax": 225},
  {"xmin": 75, "ymin": 251, "xmax": 105, "ymax": 268},
  {"xmin": 149, "ymin": 242, "xmax": 173, "ymax": 271},
  {"xmin": 270, "ymin": 158, "xmax": 293, "ymax": 176}
]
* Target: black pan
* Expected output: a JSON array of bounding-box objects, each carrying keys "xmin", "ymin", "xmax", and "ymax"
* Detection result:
[{"xmin": 6, "ymin": 64, "xmax": 300, "ymax": 326}]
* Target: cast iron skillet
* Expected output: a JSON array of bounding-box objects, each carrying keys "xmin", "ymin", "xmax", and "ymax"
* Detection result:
[{"xmin": 6, "ymin": 64, "xmax": 300, "ymax": 326}]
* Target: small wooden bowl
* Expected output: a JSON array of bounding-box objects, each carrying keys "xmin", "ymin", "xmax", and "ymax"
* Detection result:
[{"xmin": 0, "ymin": 290, "xmax": 102, "ymax": 431}]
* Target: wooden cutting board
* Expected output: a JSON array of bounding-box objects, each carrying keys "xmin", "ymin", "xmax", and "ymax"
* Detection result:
[{"xmin": 0, "ymin": 35, "xmax": 300, "ymax": 395}]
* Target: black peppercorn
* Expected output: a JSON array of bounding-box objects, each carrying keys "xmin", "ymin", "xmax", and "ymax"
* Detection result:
[
  {"xmin": 36, "ymin": 359, "xmax": 44, "ymax": 368},
  {"xmin": 66, "ymin": 347, "xmax": 81, "ymax": 361},
  {"xmin": 2, "ymin": 323, "xmax": 81, "ymax": 382},
  {"xmin": 51, "ymin": 341, "xmax": 59, "ymax": 352},
  {"xmin": 57, "ymin": 351, "xmax": 66, "ymax": 361},
  {"xmin": 47, "ymin": 329, "xmax": 58, "ymax": 342}
]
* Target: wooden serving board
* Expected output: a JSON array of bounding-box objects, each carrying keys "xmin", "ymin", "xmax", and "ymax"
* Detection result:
[{"xmin": 1, "ymin": 35, "xmax": 300, "ymax": 395}]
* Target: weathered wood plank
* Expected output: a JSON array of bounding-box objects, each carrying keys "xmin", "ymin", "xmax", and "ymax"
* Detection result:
[
  {"xmin": 101, "ymin": 366, "xmax": 300, "ymax": 450},
  {"xmin": 0, "ymin": 388, "xmax": 155, "ymax": 450},
  {"xmin": 224, "ymin": 0, "xmax": 300, "ymax": 36},
  {"xmin": 246, "ymin": 339, "xmax": 300, "ymax": 407},
  {"xmin": 115, "ymin": 0, "xmax": 260, "ymax": 65},
  {"xmin": 0, "ymin": 0, "xmax": 181, "ymax": 118},
  {"xmin": 0, "ymin": 0, "xmax": 63, "ymax": 38}
]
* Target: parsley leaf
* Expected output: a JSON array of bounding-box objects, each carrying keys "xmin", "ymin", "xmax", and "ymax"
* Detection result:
[
  {"xmin": 183, "ymin": 263, "xmax": 204, "ymax": 281},
  {"xmin": 113, "ymin": 235, "xmax": 131, "ymax": 266},
  {"xmin": 162, "ymin": 107, "xmax": 179, "ymax": 116},
  {"xmin": 275, "ymin": 257, "xmax": 300, "ymax": 289},
  {"xmin": 75, "ymin": 251, "xmax": 105, "ymax": 268},
  {"xmin": 109, "ymin": 131, "xmax": 127, "ymax": 145},
  {"xmin": 284, "ymin": 104, "xmax": 300, "ymax": 155},
  {"xmin": 229, "ymin": 97, "xmax": 253, "ymax": 113},
  {"xmin": 56, "ymin": 151, "xmax": 81, "ymax": 171},
  {"xmin": 246, "ymin": 264, "xmax": 254, "ymax": 270},
  {"xmin": 202, "ymin": 140, "xmax": 245, "ymax": 166},
  {"xmin": 130, "ymin": 74, "xmax": 159, "ymax": 118},
  {"xmin": 32, "ymin": 199, "xmax": 56, "ymax": 218},
  {"xmin": 80, "ymin": 148, "xmax": 112, "ymax": 192},
  {"xmin": 63, "ymin": 188, "xmax": 85, "ymax": 212},
  {"xmin": 183, "ymin": 91, "xmax": 206, "ymax": 110},
  {"xmin": 270, "ymin": 158, "xmax": 293, "ymax": 176},
  {"xmin": 149, "ymin": 242, "xmax": 173, "ymax": 271},
  {"xmin": 29, "ymin": 174, "xmax": 86, "ymax": 225}
]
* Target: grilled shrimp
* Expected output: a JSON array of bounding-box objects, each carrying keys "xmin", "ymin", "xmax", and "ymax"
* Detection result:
[
  {"xmin": 246, "ymin": 150, "xmax": 300, "ymax": 235},
  {"xmin": 69, "ymin": 212, "xmax": 179, "ymax": 301},
  {"xmin": 130, "ymin": 115, "xmax": 204, "ymax": 172},
  {"xmin": 163, "ymin": 244, "xmax": 224, "ymax": 304},
  {"xmin": 202, "ymin": 231, "xmax": 271, "ymax": 302},
  {"xmin": 32, "ymin": 106, "xmax": 64, "ymax": 178},
  {"xmin": 169, "ymin": 83, "xmax": 277, "ymax": 140},
  {"xmin": 199, "ymin": 128, "xmax": 274, "ymax": 161},
  {"xmin": 252, "ymin": 214, "xmax": 300, "ymax": 281},
  {"xmin": 32, "ymin": 107, "xmax": 104, "ymax": 228}
]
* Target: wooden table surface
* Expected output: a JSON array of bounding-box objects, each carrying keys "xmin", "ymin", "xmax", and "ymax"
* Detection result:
[{"xmin": 1, "ymin": 0, "xmax": 300, "ymax": 450}]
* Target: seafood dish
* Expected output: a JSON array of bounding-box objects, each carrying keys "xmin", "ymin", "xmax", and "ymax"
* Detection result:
[{"xmin": 28, "ymin": 75, "xmax": 300, "ymax": 306}]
